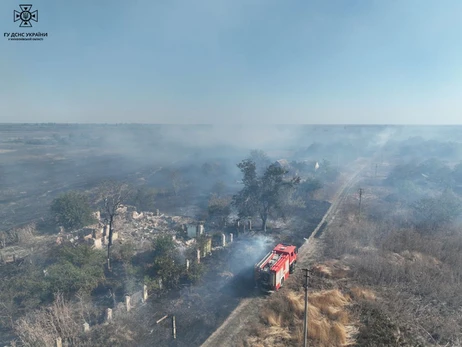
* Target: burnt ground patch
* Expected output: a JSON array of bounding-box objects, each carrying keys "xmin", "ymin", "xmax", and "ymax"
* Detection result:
[
  {"xmin": 270, "ymin": 200, "xmax": 331, "ymax": 248},
  {"xmin": 132, "ymin": 201, "xmax": 331, "ymax": 347},
  {"xmin": 134, "ymin": 238, "xmax": 268, "ymax": 347},
  {"xmin": 314, "ymin": 221, "xmax": 328, "ymax": 238}
]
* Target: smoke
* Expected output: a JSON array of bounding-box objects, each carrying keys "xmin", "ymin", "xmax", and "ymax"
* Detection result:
[{"xmin": 373, "ymin": 127, "xmax": 397, "ymax": 148}]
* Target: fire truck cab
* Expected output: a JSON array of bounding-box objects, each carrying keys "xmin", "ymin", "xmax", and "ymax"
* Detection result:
[{"xmin": 254, "ymin": 244, "xmax": 297, "ymax": 293}]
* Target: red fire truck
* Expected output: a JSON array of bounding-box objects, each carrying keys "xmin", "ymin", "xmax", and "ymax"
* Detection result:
[{"xmin": 254, "ymin": 244, "xmax": 298, "ymax": 293}]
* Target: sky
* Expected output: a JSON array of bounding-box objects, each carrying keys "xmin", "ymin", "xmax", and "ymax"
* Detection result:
[{"xmin": 0, "ymin": 0, "xmax": 462, "ymax": 124}]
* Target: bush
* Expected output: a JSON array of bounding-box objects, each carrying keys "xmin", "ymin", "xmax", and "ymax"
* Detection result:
[
  {"xmin": 46, "ymin": 245, "xmax": 106, "ymax": 297},
  {"xmin": 51, "ymin": 191, "xmax": 96, "ymax": 230}
]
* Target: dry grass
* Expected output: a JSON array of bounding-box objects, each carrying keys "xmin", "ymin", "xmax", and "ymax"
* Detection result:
[
  {"xmin": 310, "ymin": 289, "xmax": 350, "ymax": 309},
  {"xmin": 247, "ymin": 289, "xmax": 355, "ymax": 346},
  {"xmin": 349, "ymin": 287, "xmax": 376, "ymax": 301},
  {"xmin": 311, "ymin": 261, "xmax": 350, "ymax": 280},
  {"xmin": 311, "ymin": 264, "xmax": 332, "ymax": 277}
]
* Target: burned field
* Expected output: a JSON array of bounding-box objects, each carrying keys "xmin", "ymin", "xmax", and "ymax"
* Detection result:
[{"xmin": 0, "ymin": 124, "xmax": 387, "ymax": 347}]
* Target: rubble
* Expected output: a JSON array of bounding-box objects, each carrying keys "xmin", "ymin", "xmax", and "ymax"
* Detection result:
[{"xmin": 53, "ymin": 207, "xmax": 221, "ymax": 257}]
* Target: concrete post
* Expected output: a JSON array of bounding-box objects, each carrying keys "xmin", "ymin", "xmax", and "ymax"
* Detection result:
[
  {"xmin": 56, "ymin": 337, "xmax": 62, "ymax": 347},
  {"xmin": 222, "ymin": 233, "xmax": 226, "ymax": 247},
  {"xmin": 125, "ymin": 295, "xmax": 131, "ymax": 312},
  {"xmin": 172, "ymin": 315, "xmax": 177, "ymax": 339},
  {"xmin": 156, "ymin": 209, "xmax": 160, "ymax": 216},
  {"xmin": 229, "ymin": 233, "xmax": 233, "ymax": 243},
  {"xmin": 197, "ymin": 249, "xmax": 201, "ymax": 264},
  {"xmin": 83, "ymin": 322, "xmax": 90, "ymax": 333},
  {"xmin": 196, "ymin": 224, "xmax": 204, "ymax": 238},
  {"xmin": 186, "ymin": 259, "xmax": 190, "ymax": 271},
  {"xmin": 158, "ymin": 278, "xmax": 163, "ymax": 290},
  {"xmin": 106, "ymin": 308, "xmax": 113, "ymax": 322},
  {"xmin": 143, "ymin": 284, "xmax": 148, "ymax": 301},
  {"xmin": 248, "ymin": 220, "xmax": 252, "ymax": 230}
]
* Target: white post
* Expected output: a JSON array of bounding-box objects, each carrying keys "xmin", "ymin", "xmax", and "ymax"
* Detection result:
[
  {"xmin": 172, "ymin": 315, "xmax": 177, "ymax": 339},
  {"xmin": 230, "ymin": 233, "xmax": 233, "ymax": 243},
  {"xmin": 222, "ymin": 233, "xmax": 226, "ymax": 247},
  {"xmin": 125, "ymin": 295, "xmax": 131, "ymax": 312},
  {"xmin": 106, "ymin": 308, "xmax": 113, "ymax": 322},
  {"xmin": 143, "ymin": 284, "xmax": 148, "ymax": 301}
]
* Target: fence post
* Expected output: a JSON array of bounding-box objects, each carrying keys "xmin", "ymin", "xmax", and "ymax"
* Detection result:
[
  {"xmin": 125, "ymin": 295, "xmax": 131, "ymax": 312},
  {"xmin": 172, "ymin": 315, "xmax": 177, "ymax": 339},
  {"xmin": 106, "ymin": 308, "xmax": 113, "ymax": 322}
]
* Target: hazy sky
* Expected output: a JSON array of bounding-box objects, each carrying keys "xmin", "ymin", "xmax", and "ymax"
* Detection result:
[{"xmin": 1, "ymin": 0, "xmax": 461, "ymax": 124}]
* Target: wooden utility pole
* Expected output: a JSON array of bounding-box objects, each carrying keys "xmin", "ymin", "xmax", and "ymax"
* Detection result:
[{"xmin": 302, "ymin": 268, "xmax": 309, "ymax": 347}]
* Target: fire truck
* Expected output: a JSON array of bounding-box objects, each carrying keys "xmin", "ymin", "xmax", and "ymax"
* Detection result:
[{"xmin": 254, "ymin": 244, "xmax": 298, "ymax": 293}]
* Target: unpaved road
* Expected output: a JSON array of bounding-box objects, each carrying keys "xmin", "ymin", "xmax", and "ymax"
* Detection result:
[{"xmin": 200, "ymin": 161, "xmax": 369, "ymax": 347}]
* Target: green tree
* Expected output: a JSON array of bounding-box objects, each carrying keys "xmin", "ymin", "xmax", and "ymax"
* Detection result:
[
  {"xmin": 153, "ymin": 234, "xmax": 176, "ymax": 258},
  {"xmin": 46, "ymin": 244, "xmax": 106, "ymax": 297},
  {"xmin": 233, "ymin": 160, "xmax": 300, "ymax": 232},
  {"xmin": 51, "ymin": 191, "xmax": 96, "ymax": 230},
  {"xmin": 151, "ymin": 235, "xmax": 184, "ymax": 290}
]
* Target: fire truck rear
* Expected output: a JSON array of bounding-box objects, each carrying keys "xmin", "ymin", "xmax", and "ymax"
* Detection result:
[{"xmin": 254, "ymin": 244, "xmax": 297, "ymax": 293}]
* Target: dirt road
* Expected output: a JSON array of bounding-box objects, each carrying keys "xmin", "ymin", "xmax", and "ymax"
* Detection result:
[{"xmin": 200, "ymin": 162, "xmax": 368, "ymax": 347}]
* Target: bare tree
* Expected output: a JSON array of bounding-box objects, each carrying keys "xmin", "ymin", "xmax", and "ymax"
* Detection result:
[
  {"xmin": 98, "ymin": 179, "xmax": 131, "ymax": 270},
  {"xmin": 14, "ymin": 293, "xmax": 83, "ymax": 347}
]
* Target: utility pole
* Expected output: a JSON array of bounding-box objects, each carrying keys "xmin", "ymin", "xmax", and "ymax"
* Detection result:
[
  {"xmin": 302, "ymin": 268, "xmax": 309, "ymax": 347},
  {"xmin": 358, "ymin": 188, "xmax": 364, "ymax": 219}
]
